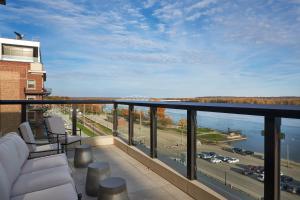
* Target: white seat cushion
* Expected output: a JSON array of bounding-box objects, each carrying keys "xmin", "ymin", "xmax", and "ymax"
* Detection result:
[
  {"xmin": 60, "ymin": 135, "xmax": 81, "ymax": 144},
  {"xmin": 35, "ymin": 143, "xmax": 60, "ymax": 152},
  {"xmin": 11, "ymin": 183, "xmax": 77, "ymax": 200},
  {"xmin": 20, "ymin": 154, "xmax": 68, "ymax": 174},
  {"xmin": 11, "ymin": 165, "xmax": 74, "ymax": 197}
]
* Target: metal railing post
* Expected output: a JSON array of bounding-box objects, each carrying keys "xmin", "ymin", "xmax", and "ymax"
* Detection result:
[
  {"xmin": 113, "ymin": 103, "xmax": 118, "ymax": 136},
  {"xmin": 150, "ymin": 107, "xmax": 157, "ymax": 158},
  {"xmin": 72, "ymin": 104, "xmax": 77, "ymax": 136},
  {"xmin": 264, "ymin": 116, "xmax": 281, "ymax": 200},
  {"xmin": 21, "ymin": 104, "xmax": 27, "ymax": 123},
  {"xmin": 187, "ymin": 109, "xmax": 197, "ymax": 180},
  {"xmin": 128, "ymin": 105, "xmax": 134, "ymax": 145}
]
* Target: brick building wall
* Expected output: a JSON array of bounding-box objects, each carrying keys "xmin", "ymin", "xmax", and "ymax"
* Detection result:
[{"xmin": 0, "ymin": 61, "xmax": 45, "ymax": 135}]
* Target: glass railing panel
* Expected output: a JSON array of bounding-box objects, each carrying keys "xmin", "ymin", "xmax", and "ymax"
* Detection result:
[
  {"xmin": 157, "ymin": 108, "xmax": 187, "ymax": 176},
  {"xmin": 77, "ymin": 104, "xmax": 113, "ymax": 137},
  {"xmin": 132, "ymin": 106, "xmax": 150, "ymax": 155},
  {"xmin": 117, "ymin": 105, "xmax": 129, "ymax": 142},
  {"xmin": 280, "ymin": 118, "xmax": 300, "ymax": 200},
  {"xmin": 0, "ymin": 104, "xmax": 21, "ymax": 137},
  {"xmin": 196, "ymin": 111, "xmax": 264, "ymax": 200},
  {"xmin": 28, "ymin": 103, "xmax": 51, "ymax": 139}
]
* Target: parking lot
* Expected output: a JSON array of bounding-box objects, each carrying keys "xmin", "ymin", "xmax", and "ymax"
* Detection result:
[{"xmin": 196, "ymin": 144, "xmax": 300, "ymax": 199}]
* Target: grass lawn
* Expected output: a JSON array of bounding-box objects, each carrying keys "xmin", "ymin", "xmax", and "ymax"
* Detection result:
[
  {"xmin": 77, "ymin": 123, "xmax": 96, "ymax": 137},
  {"xmin": 94, "ymin": 122, "xmax": 112, "ymax": 135},
  {"xmin": 81, "ymin": 117, "xmax": 113, "ymax": 135},
  {"xmin": 197, "ymin": 133, "xmax": 227, "ymax": 142}
]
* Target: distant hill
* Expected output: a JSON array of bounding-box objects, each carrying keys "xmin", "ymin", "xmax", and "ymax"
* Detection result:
[{"xmin": 46, "ymin": 96, "xmax": 300, "ymax": 105}]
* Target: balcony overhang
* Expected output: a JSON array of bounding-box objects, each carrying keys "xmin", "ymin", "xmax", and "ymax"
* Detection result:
[{"xmin": 24, "ymin": 89, "xmax": 51, "ymax": 96}]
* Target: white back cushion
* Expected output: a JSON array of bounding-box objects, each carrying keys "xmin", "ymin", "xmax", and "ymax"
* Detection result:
[
  {"xmin": 0, "ymin": 163, "xmax": 10, "ymax": 200},
  {"xmin": 0, "ymin": 134, "xmax": 21, "ymax": 187},
  {"xmin": 19, "ymin": 122, "xmax": 37, "ymax": 152},
  {"xmin": 11, "ymin": 132, "xmax": 30, "ymax": 164},
  {"xmin": 0, "ymin": 133, "xmax": 26, "ymax": 189},
  {"xmin": 45, "ymin": 116, "xmax": 66, "ymax": 134}
]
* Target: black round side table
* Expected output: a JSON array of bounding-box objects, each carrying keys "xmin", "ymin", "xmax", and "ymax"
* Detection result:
[
  {"xmin": 98, "ymin": 177, "xmax": 129, "ymax": 200},
  {"xmin": 86, "ymin": 162, "xmax": 111, "ymax": 196},
  {"xmin": 74, "ymin": 144, "xmax": 93, "ymax": 168}
]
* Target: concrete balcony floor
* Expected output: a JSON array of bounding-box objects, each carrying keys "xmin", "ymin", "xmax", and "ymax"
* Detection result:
[{"xmin": 67, "ymin": 145, "xmax": 194, "ymax": 200}]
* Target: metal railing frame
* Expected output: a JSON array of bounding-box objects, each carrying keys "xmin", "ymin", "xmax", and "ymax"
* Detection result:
[{"xmin": 1, "ymin": 99, "xmax": 300, "ymax": 200}]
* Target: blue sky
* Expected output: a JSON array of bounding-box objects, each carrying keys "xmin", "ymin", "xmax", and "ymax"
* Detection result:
[{"xmin": 0, "ymin": 0, "xmax": 300, "ymax": 97}]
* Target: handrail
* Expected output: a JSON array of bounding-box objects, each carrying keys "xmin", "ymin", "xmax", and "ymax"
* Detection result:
[
  {"xmin": 0, "ymin": 99, "xmax": 299, "ymax": 118},
  {"xmin": 1, "ymin": 98, "xmax": 299, "ymax": 200}
]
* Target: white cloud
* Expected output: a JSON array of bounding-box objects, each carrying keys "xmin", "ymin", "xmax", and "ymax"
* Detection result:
[
  {"xmin": 153, "ymin": 3, "xmax": 183, "ymax": 21},
  {"xmin": 186, "ymin": 0, "xmax": 218, "ymax": 12},
  {"xmin": 186, "ymin": 7, "xmax": 223, "ymax": 21},
  {"xmin": 157, "ymin": 23, "xmax": 165, "ymax": 33},
  {"xmin": 143, "ymin": 0, "xmax": 158, "ymax": 9}
]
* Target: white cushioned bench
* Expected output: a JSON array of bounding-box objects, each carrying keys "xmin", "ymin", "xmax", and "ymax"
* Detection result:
[{"xmin": 0, "ymin": 133, "xmax": 78, "ymax": 200}]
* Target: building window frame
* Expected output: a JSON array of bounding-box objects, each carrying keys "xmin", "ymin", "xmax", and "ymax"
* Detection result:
[
  {"xmin": 27, "ymin": 80, "xmax": 36, "ymax": 90},
  {"xmin": 26, "ymin": 95, "xmax": 36, "ymax": 100}
]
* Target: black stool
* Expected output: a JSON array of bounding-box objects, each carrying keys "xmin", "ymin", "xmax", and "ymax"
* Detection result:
[
  {"xmin": 98, "ymin": 177, "xmax": 129, "ymax": 200},
  {"xmin": 86, "ymin": 162, "xmax": 111, "ymax": 196},
  {"xmin": 74, "ymin": 144, "xmax": 93, "ymax": 168}
]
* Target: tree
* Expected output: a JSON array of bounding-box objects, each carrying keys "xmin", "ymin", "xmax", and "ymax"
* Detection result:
[{"xmin": 178, "ymin": 118, "xmax": 187, "ymax": 129}]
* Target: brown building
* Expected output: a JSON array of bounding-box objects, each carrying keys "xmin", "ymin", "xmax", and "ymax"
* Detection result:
[{"xmin": 0, "ymin": 36, "xmax": 50, "ymax": 136}]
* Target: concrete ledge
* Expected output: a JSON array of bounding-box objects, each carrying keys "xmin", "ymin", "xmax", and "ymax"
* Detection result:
[{"xmin": 114, "ymin": 137, "xmax": 226, "ymax": 200}]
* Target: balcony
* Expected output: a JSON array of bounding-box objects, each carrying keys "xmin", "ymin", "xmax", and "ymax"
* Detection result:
[
  {"xmin": 29, "ymin": 62, "xmax": 45, "ymax": 73},
  {"xmin": 24, "ymin": 88, "xmax": 52, "ymax": 96},
  {"xmin": 0, "ymin": 99, "xmax": 300, "ymax": 200}
]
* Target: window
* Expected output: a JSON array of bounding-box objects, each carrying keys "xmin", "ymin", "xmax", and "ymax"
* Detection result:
[
  {"xmin": 27, "ymin": 80, "xmax": 36, "ymax": 89},
  {"xmin": 27, "ymin": 96, "xmax": 36, "ymax": 100},
  {"xmin": 2, "ymin": 45, "xmax": 34, "ymax": 57}
]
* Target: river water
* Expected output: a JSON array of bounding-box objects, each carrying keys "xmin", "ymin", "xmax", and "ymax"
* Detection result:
[
  {"xmin": 106, "ymin": 105, "xmax": 300, "ymax": 163},
  {"xmin": 165, "ymin": 109, "xmax": 300, "ymax": 163}
]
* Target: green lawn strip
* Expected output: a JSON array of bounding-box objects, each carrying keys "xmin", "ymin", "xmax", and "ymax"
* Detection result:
[
  {"xmin": 77, "ymin": 123, "xmax": 95, "ymax": 137},
  {"xmin": 197, "ymin": 133, "xmax": 227, "ymax": 141},
  {"xmin": 163, "ymin": 127, "xmax": 216, "ymax": 136},
  {"xmin": 94, "ymin": 122, "xmax": 112, "ymax": 135},
  {"xmin": 82, "ymin": 117, "xmax": 113, "ymax": 135}
]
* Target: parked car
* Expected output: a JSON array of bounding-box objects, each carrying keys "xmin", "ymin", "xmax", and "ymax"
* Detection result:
[
  {"xmin": 210, "ymin": 158, "xmax": 222, "ymax": 163},
  {"xmin": 247, "ymin": 165, "xmax": 257, "ymax": 171},
  {"xmin": 286, "ymin": 184, "xmax": 298, "ymax": 194},
  {"xmin": 227, "ymin": 158, "xmax": 239, "ymax": 163},
  {"xmin": 232, "ymin": 147, "xmax": 242, "ymax": 153},
  {"xmin": 238, "ymin": 149, "xmax": 247, "ymax": 155},
  {"xmin": 197, "ymin": 153, "xmax": 205, "ymax": 158},
  {"xmin": 280, "ymin": 183, "xmax": 288, "ymax": 191},
  {"xmin": 208, "ymin": 152, "xmax": 217, "ymax": 158},
  {"xmin": 244, "ymin": 150, "xmax": 254, "ymax": 155},
  {"xmin": 198, "ymin": 152, "xmax": 212, "ymax": 159},
  {"xmin": 281, "ymin": 175, "xmax": 293, "ymax": 183},
  {"xmin": 257, "ymin": 174, "xmax": 264, "ymax": 182},
  {"xmin": 256, "ymin": 166, "xmax": 264, "ymax": 174},
  {"xmin": 243, "ymin": 169, "xmax": 253, "ymax": 175},
  {"xmin": 216, "ymin": 155, "xmax": 229, "ymax": 162}
]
